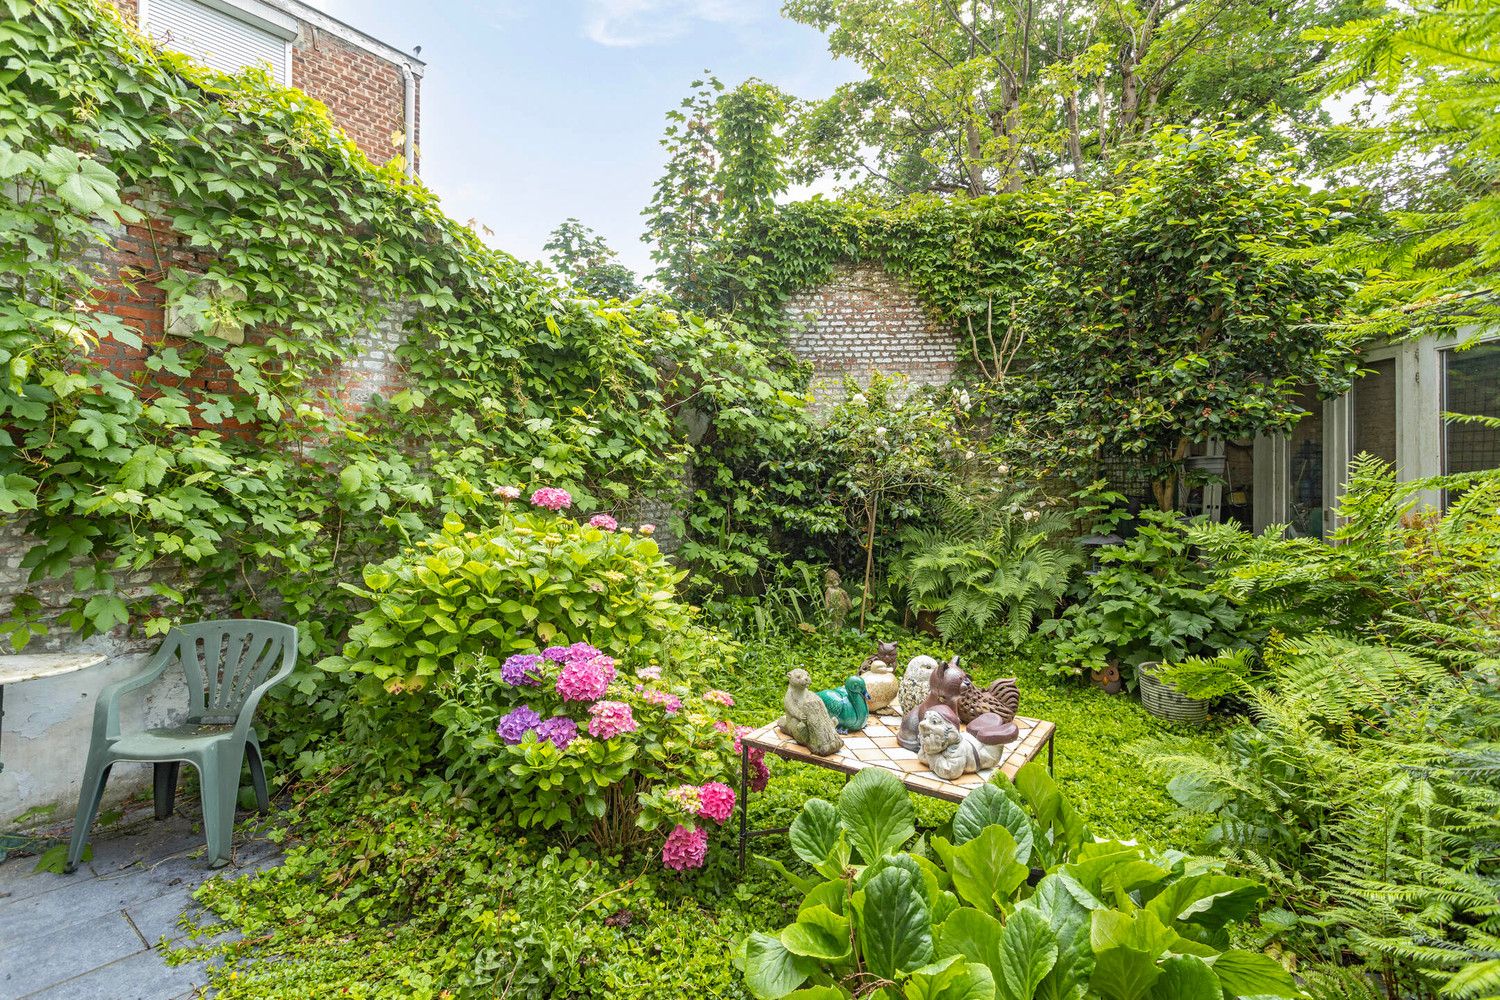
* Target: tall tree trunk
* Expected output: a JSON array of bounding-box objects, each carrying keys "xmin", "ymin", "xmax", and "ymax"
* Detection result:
[{"xmin": 859, "ymin": 491, "xmax": 879, "ymax": 630}]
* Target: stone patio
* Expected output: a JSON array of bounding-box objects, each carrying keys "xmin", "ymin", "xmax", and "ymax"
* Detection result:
[{"xmin": 0, "ymin": 814, "xmax": 278, "ymax": 999}]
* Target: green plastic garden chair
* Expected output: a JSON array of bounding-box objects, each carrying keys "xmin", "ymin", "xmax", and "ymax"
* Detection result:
[{"xmin": 65, "ymin": 619, "xmax": 298, "ymax": 872}]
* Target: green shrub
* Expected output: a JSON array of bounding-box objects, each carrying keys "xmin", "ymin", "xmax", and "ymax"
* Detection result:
[
  {"xmin": 740, "ymin": 766, "xmax": 1300, "ymax": 1000},
  {"xmin": 1039, "ymin": 510, "xmax": 1246, "ymax": 684}
]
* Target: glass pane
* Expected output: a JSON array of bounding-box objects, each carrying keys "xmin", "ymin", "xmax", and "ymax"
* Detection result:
[
  {"xmin": 1351, "ymin": 358, "xmax": 1398, "ymax": 465},
  {"xmin": 1444, "ymin": 343, "xmax": 1500, "ymax": 474},
  {"xmin": 1287, "ymin": 388, "xmax": 1323, "ymax": 538}
]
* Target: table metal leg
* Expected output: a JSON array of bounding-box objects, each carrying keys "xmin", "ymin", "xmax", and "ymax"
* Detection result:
[
  {"xmin": 738, "ymin": 740, "xmax": 749, "ymax": 870},
  {"xmin": 1047, "ymin": 732, "xmax": 1055, "ymax": 775}
]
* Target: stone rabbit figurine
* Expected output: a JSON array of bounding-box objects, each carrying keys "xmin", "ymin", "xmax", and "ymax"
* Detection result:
[{"xmin": 778, "ymin": 668, "xmax": 844, "ymax": 756}]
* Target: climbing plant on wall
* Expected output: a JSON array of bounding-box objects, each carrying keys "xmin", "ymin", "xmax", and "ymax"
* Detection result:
[{"xmin": 0, "ymin": 0, "xmax": 808, "ymax": 664}]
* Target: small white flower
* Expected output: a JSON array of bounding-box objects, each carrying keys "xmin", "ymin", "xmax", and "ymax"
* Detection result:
[
  {"xmin": 997, "ymin": 464, "xmax": 1010, "ymax": 475},
  {"xmin": 875, "ymin": 427, "xmax": 887, "ymax": 437},
  {"xmin": 964, "ymin": 450, "xmax": 975, "ymax": 460},
  {"xmin": 958, "ymin": 390, "xmax": 971, "ymax": 409},
  {"xmin": 851, "ymin": 393, "xmax": 867, "ymax": 406},
  {"xmin": 1023, "ymin": 510, "xmax": 1039, "ymax": 522}
]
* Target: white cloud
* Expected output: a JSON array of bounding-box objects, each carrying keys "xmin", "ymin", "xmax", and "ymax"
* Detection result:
[{"xmin": 582, "ymin": 0, "xmax": 759, "ymax": 47}]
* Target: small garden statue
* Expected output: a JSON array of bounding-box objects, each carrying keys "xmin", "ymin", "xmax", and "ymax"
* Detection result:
[
  {"xmin": 823, "ymin": 570, "xmax": 852, "ymax": 630},
  {"xmin": 778, "ymin": 668, "xmax": 844, "ymax": 756},
  {"xmin": 898, "ymin": 655, "xmax": 966, "ymax": 751},
  {"xmin": 816, "ymin": 676, "xmax": 870, "ymax": 733},
  {"xmin": 860, "ymin": 658, "xmax": 899, "ymax": 713},
  {"xmin": 1091, "ymin": 664, "xmax": 1123, "ymax": 695},
  {"xmin": 896, "ymin": 654, "xmax": 937, "ymax": 717},
  {"xmin": 860, "ymin": 639, "xmax": 899, "ymax": 673},
  {"xmin": 957, "ymin": 674, "xmax": 1020, "ymax": 744},
  {"xmin": 916, "ymin": 710, "xmax": 1002, "ymax": 780}
]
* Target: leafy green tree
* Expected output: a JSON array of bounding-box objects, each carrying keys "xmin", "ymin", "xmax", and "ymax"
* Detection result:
[
  {"xmin": 781, "ymin": 0, "xmax": 1367, "ymax": 194},
  {"xmin": 1300, "ymin": 0, "xmax": 1500, "ymax": 343},
  {"xmin": 996, "ymin": 129, "xmax": 1354, "ymax": 508},
  {"xmin": 542, "ymin": 218, "xmax": 639, "ymax": 301},
  {"xmin": 642, "ymin": 75, "xmax": 788, "ymax": 311}
]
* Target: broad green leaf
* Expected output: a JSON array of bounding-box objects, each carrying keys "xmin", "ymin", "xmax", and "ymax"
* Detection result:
[
  {"xmin": 952, "ymin": 784, "xmax": 1036, "ymax": 864},
  {"xmin": 744, "ymin": 931, "xmax": 818, "ymax": 999},
  {"xmin": 1028, "ymin": 875, "xmax": 1096, "ymax": 1000},
  {"xmin": 1089, "ymin": 909, "xmax": 1174, "ymax": 1000},
  {"xmin": 1148, "ymin": 957, "xmax": 1221, "ymax": 1000},
  {"xmin": 1144, "ymin": 875, "xmax": 1266, "ymax": 932},
  {"xmin": 781, "ymin": 905, "xmax": 851, "ymax": 961},
  {"xmin": 790, "ymin": 798, "xmax": 841, "ymax": 866},
  {"xmin": 903, "ymin": 954, "xmax": 997, "ymax": 1000},
  {"xmin": 1209, "ymin": 949, "xmax": 1299, "ymax": 997},
  {"xmin": 1014, "ymin": 763, "xmax": 1087, "ymax": 854},
  {"xmin": 932, "ymin": 827, "xmax": 1026, "ymax": 916},
  {"xmin": 859, "ymin": 865, "xmax": 934, "ymax": 980},
  {"xmin": 839, "ymin": 767, "xmax": 915, "ymax": 864},
  {"xmin": 936, "ymin": 907, "xmax": 1004, "ymax": 981},
  {"xmin": 997, "ymin": 906, "xmax": 1059, "ymax": 1000}
]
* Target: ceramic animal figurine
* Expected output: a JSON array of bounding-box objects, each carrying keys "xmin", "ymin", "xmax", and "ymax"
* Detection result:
[
  {"xmin": 861, "ymin": 640, "xmax": 899, "ymax": 673},
  {"xmin": 817, "ymin": 676, "xmax": 870, "ymax": 733},
  {"xmin": 778, "ymin": 668, "xmax": 844, "ymax": 756},
  {"xmin": 966, "ymin": 711, "xmax": 1020, "ymax": 745},
  {"xmin": 896, "ymin": 655, "xmax": 937, "ymax": 717},
  {"xmin": 823, "ymin": 570, "xmax": 852, "ymax": 630},
  {"xmin": 860, "ymin": 658, "xmax": 899, "ymax": 713},
  {"xmin": 917, "ymin": 710, "xmax": 1002, "ymax": 780},
  {"xmin": 1091, "ymin": 664, "xmax": 1123, "ymax": 695},
  {"xmin": 957, "ymin": 675, "xmax": 1019, "ymax": 724},
  {"xmin": 898, "ymin": 655, "xmax": 967, "ymax": 751}
]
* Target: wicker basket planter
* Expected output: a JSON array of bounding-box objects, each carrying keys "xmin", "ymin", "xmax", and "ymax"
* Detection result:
[{"xmin": 1137, "ymin": 661, "xmax": 1210, "ymax": 724}]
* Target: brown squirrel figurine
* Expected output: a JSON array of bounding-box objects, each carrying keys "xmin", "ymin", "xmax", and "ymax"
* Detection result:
[{"xmin": 898, "ymin": 655, "xmax": 965, "ymax": 751}]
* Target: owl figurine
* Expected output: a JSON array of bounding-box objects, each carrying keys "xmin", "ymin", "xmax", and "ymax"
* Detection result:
[{"xmin": 896, "ymin": 655, "xmax": 939, "ymax": 717}]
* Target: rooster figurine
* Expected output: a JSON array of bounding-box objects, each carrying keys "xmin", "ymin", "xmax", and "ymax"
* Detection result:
[{"xmin": 957, "ymin": 674, "xmax": 1020, "ymax": 745}]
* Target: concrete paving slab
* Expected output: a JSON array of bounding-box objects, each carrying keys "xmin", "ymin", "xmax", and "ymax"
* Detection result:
[
  {"xmin": 19, "ymin": 946, "xmax": 206, "ymax": 1000},
  {"xmin": 0, "ymin": 911, "xmax": 144, "ymax": 998}
]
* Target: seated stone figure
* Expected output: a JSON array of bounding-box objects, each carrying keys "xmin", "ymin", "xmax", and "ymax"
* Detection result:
[
  {"xmin": 916, "ymin": 710, "xmax": 1003, "ymax": 781},
  {"xmin": 777, "ymin": 668, "xmax": 844, "ymax": 756}
]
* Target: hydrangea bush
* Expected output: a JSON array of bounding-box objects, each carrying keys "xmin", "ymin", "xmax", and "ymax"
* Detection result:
[{"xmin": 327, "ymin": 491, "xmax": 762, "ymax": 864}]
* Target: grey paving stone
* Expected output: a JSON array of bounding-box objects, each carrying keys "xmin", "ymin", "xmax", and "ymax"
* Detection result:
[
  {"xmin": 18, "ymin": 946, "xmax": 206, "ymax": 1000},
  {"xmin": 0, "ymin": 856, "xmax": 67, "ymax": 907},
  {"xmin": 124, "ymin": 892, "xmax": 222, "ymax": 948},
  {"xmin": 0, "ymin": 857, "xmax": 200, "ymax": 942},
  {"xmin": 0, "ymin": 911, "xmax": 144, "ymax": 999}
]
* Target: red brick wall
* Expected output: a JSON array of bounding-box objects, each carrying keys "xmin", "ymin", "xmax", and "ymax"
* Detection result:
[
  {"xmin": 292, "ymin": 26, "xmax": 418, "ymax": 170},
  {"xmin": 111, "ymin": 0, "xmax": 419, "ymax": 170},
  {"xmin": 784, "ymin": 262, "xmax": 962, "ymax": 407}
]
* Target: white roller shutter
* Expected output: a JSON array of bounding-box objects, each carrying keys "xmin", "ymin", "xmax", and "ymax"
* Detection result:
[{"xmin": 142, "ymin": 0, "xmax": 294, "ymax": 84}]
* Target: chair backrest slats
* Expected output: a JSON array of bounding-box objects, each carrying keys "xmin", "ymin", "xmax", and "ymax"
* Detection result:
[{"xmin": 172, "ymin": 620, "xmax": 296, "ymax": 725}]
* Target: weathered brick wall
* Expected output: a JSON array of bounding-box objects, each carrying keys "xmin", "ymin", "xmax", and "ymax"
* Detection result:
[{"xmin": 784, "ymin": 262, "xmax": 961, "ymax": 407}]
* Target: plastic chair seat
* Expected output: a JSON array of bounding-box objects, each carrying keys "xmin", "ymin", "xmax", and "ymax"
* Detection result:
[{"xmin": 107, "ymin": 723, "xmax": 241, "ymax": 760}]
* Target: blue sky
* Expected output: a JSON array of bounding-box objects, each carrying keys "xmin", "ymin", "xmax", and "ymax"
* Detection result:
[{"xmin": 311, "ymin": 0, "xmax": 860, "ymax": 276}]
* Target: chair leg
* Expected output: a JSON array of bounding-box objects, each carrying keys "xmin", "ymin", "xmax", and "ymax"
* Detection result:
[
  {"xmin": 245, "ymin": 740, "xmax": 270, "ymax": 814},
  {"xmin": 196, "ymin": 751, "xmax": 237, "ymax": 869},
  {"xmin": 153, "ymin": 762, "xmax": 180, "ymax": 820},
  {"xmin": 66, "ymin": 758, "xmax": 113, "ymax": 874}
]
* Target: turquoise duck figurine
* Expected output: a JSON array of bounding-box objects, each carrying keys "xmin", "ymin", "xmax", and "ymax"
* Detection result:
[{"xmin": 816, "ymin": 676, "xmax": 870, "ymax": 733}]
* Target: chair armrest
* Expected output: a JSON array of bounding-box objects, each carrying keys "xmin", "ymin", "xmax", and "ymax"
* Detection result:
[{"xmin": 90, "ymin": 645, "xmax": 174, "ymax": 744}]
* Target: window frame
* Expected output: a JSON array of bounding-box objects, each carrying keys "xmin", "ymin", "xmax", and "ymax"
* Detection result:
[{"xmin": 138, "ymin": 0, "xmax": 296, "ymax": 86}]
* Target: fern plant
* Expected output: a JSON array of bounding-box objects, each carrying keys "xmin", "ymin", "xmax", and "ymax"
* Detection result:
[
  {"xmin": 1142, "ymin": 634, "xmax": 1500, "ymax": 1000},
  {"xmin": 889, "ymin": 487, "xmax": 1080, "ymax": 644}
]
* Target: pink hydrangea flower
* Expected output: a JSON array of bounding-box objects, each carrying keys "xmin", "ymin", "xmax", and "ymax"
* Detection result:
[
  {"xmin": 530, "ymin": 487, "xmax": 572, "ymax": 511},
  {"xmin": 749, "ymin": 756, "xmax": 770, "ymax": 792},
  {"xmin": 587, "ymin": 700, "xmax": 637, "ymax": 739},
  {"xmin": 638, "ymin": 523, "xmax": 656, "ymax": 536},
  {"xmin": 643, "ymin": 689, "xmax": 682, "ymax": 714},
  {"xmin": 702, "ymin": 689, "xmax": 735, "ymax": 708},
  {"xmin": 697, "ymin": 782, "xmax": 736, "ymax": 824},
  {"xmin": 661, "ymin": 824, "xmax": 708, "ymax": 871},
  {"xmin": 636, "ymin": 666, "xmax": 662, "ymax": 681},
  {"xmin": 492, "ymin": 485, "xmax": 521, "ymax": 500},
  {"xmin": 555, "ymin": 655, "xmax": 616, "ymax": 702},
  {"xmin": 587, "ymin": 514, "xmax": 618, "ymax": 531}
]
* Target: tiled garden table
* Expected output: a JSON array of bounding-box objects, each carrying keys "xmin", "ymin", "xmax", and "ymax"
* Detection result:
[{"xmin": 737, "ymin": 712, "xmax": 1056, "ymax": 866}]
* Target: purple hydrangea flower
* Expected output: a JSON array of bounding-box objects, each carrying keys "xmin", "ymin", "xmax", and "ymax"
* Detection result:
[
  {"xmin": 501, "ymin": 653, "xmax": 544, "ymax": 687},
  {"xmin": 535, "ymin": 715, "xmax": 578, "ymax": 750},
  {"xmin": 497, "ymin": 704, "xmax": 542, "ymax": 745}
]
